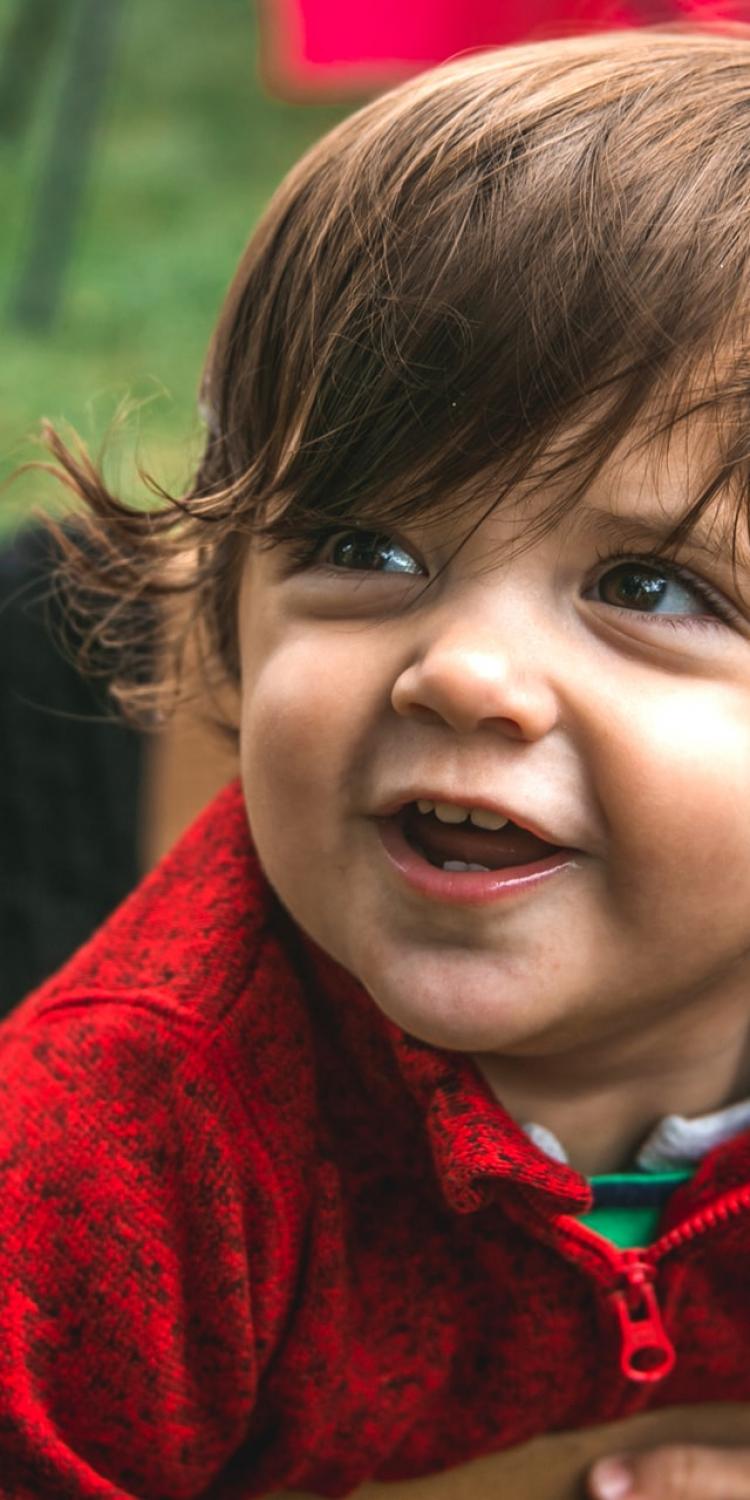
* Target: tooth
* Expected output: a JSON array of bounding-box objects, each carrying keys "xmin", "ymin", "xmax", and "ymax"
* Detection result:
[
  {"xmin": 469, "ymin": 808, "xmax": 509, "ymax": 830},
  {"xmin": 442, "ymin": 860, "xmax": 491, "ymax": 873},
  {"xmin": 434, "ymin": 803, "xmax": 470, "ymax": 824},
  {"xmin": 416, "ymin": 799, "xmax": 434, "ymax": 814}
]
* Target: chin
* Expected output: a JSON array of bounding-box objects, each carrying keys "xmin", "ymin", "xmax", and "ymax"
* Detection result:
[{"xmin": 356, "ymin": 956, "xmax": 538, "ymax": 1055}]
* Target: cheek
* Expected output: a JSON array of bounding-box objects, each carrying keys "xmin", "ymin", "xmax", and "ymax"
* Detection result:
[
  {"xmin": 241, "ymin": 648, "xmax": 336, "ymax": 798},
  {"xmin": 603, "ymin": 688, "xmax": 750, "ymax": 886},
  {"xmin": 238, "ymin": 637, "xmax": 383, "ymax": 960},
  {"xmin": 238, "ymin": 636, "xmax": 376, "ymax": 857}
]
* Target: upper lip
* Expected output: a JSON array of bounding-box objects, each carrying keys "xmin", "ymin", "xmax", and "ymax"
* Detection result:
[{"xmin": 373, "ymin": 792, "xmax": 572, "ymax": 849}]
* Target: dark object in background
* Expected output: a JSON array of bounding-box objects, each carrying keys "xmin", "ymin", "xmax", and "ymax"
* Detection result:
[
  {"xmin": 4, "ymin": 0, "xmax": 126, "ymax": 332},
  {"xmin": 0, "ymin": 524, "xmax": 145, "ymax": 1015},
  {"xmin": 0, "ymin": 0, "xmax": 67, "ymax": 143}
]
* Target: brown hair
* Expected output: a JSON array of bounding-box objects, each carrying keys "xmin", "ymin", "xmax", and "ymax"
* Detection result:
[{"xmin": 42, "ymin": 24, "xmax": 750, "ymax": 728}]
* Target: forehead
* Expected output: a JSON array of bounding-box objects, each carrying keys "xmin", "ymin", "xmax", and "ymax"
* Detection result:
[
  {"xmin": 475, "ymin": 402, "xmax": 750, "ymax": 567},
  {"xmin": 587, "ymin": 412, "xmax": 747, "ymax": 560}
]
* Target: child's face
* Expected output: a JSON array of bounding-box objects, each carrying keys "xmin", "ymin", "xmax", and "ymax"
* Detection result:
[{"xmin": 237, "ymin": 420, "xmax": 750, "ymax": 1067}]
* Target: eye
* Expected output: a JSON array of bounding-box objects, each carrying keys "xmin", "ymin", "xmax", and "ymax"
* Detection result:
[
  {"xmin": 590, "ymin": 556, "xmax": 733, "ymax": 624},
  {"xmin": 323, "ymin": 530, "xmax": 424, "ymax": 575}
]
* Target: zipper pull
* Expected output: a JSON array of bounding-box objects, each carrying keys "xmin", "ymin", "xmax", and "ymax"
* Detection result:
[{"xmin": 609, "ymin": 1261, "xmax": 676, "ymax": 1384}]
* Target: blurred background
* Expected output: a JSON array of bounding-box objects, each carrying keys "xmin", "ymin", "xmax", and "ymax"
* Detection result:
[
  {"xmin": 0, "ymin": 0, "xmax": 350, "ymax": 533},
  {"xmin": 0, "ymin": 0, "xmax": 353, "ymax": 1010},
  {"xmin": 1, "ymin": 0, "xmax": 741, "ymax": 1009}
]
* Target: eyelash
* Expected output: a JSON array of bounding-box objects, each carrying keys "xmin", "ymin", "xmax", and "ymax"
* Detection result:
[
  {"xmin": 281, "ymin": 529, "xmax": 357, "ymax": 572},
  {"xmin": 591, "ymin": 545, "xmax": 738, "ymax": 629},
  {"xmin": 282, "ymin": 529, "xmax": 738, "ymax": 628},
  {"xmin": 281, "ymin": 527, "xmax": 422, "ymax": 576}
]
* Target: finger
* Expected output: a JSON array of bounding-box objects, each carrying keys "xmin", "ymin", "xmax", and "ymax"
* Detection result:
[{"xmin": 589, "ymin": 1445, "xmax": 750, "ymax": 1500}]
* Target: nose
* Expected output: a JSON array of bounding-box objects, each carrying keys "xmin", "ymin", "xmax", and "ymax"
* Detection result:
[{"xmin": 391, "ymin": 624, "xmax": 561, "ymax": 740}]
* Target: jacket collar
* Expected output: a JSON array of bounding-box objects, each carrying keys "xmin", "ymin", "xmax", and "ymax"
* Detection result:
[{"xmin": 300, "ymin": 933, "xmax": 589, "ymax": 1216}]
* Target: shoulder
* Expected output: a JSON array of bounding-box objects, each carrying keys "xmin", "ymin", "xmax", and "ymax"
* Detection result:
[
  {"xmin": 3, "ymin": 778, "xmax": 324, "ymax": 1197},
  {"xmin": 0, "ymin": 979, "xmax": 277, "ymax": 1495},
  {"xmin": 0, "ymin": 780, "xmax": 322, "ymax": 1326},
  {"xmin": 12, "ymin": 780, "xmax": 288, "ymax": 1032}
]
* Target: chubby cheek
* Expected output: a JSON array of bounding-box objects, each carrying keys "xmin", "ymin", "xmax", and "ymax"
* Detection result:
[
  {"xmin": 602, "ymin": 687, "xmax": 750, "ymax": 937},
  {"xmin": 238, "ymin": 632, "xmax": 375, "ymax": 913}
]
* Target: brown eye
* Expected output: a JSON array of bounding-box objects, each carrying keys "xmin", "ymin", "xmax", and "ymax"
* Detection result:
[
  {"xmin": 328, "ymin": 531, "xmax": 422, "ymax": 574},
  {"xmin": 596, "ymin": 562, "xmax": 703, "ymax": 615}
]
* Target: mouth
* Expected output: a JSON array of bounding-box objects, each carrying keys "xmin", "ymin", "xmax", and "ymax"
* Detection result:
[
  {"xmin": 375, "ymin": 802, "xmax": 579, "ymax": 906},
  {"xmin": 399, "ymin": 802, "xmax": 563, "ymax": 871}
]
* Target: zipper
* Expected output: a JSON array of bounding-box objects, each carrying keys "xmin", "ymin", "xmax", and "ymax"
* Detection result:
[
  {"xmin": 609, "ymin": 1253, "xmax": 675, "ymax": 1383},
  {"xmin": 556, "ymin": 1182, "xmax": 750, "ymax": 1385}
]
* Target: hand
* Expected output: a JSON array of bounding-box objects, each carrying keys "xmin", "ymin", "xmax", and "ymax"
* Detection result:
[{"xmin": 590, "ymin": 1444, "xmax": 750, "ymax": 1500}]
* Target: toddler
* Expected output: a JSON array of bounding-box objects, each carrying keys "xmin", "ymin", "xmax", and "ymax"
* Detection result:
[{"xmin": 5, "ymin": 24, "xmax": 750, "ymax": 1500}]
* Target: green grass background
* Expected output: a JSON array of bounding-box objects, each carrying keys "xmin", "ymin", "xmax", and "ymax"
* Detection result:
[{"xmin": 0, "ymin": 0, "xmax": 349, "ymax": 532}]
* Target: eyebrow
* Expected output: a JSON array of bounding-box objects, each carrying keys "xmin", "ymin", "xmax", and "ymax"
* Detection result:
[{"xmin": 575, "ymin": 503, "xmax": 747, "ymax": 568}]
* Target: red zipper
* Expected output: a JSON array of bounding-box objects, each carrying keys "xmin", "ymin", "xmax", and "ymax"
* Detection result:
[
  {"xmin": 557, "ymin": 1182, "xmax": 750, "ymax": 1385},
  {"xmin": 609, "ymin": 1253, "xmax": 676, "ymax": 1383}
]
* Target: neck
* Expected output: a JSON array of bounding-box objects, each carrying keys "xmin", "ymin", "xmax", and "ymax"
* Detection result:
[{"xmin": 473, "ymin": 1011, "xmax": 750, "ymax": 1177}]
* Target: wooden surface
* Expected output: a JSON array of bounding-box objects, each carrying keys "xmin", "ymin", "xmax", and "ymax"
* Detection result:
[{"xmin": 273, "ymin": 1405, "xmax": 750, "ymax": 1500}]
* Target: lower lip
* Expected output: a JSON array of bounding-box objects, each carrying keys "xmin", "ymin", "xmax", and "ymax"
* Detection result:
[{"xmin": 376, "ymin": 817, "xmax": 579, "ymax": 906}]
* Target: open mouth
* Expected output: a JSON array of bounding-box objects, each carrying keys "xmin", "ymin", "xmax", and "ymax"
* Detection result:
[{"xmin": 399, "ymin": 803, "xmax": 563, "ymax": 872}]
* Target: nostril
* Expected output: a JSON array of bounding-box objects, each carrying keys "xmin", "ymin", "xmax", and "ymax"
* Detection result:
[{"xmin": 408, "ymin": 706, "xmax": 443, "ymax": 727}]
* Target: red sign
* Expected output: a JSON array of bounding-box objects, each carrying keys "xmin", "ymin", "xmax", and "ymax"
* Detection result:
[{"xmin": 259, "ymin": 0, "xmax": 748, "ymax": 97}]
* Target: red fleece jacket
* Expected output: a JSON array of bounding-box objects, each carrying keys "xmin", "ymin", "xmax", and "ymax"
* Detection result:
[{"xmin": 1, "ymin": 781, "xmax": 749, "ymax": 1498}]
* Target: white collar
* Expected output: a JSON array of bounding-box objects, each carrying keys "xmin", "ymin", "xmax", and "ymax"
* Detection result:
[{"xmin": 523, "ymin": 1096, "xmax": 750, "ymax": 1173}]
